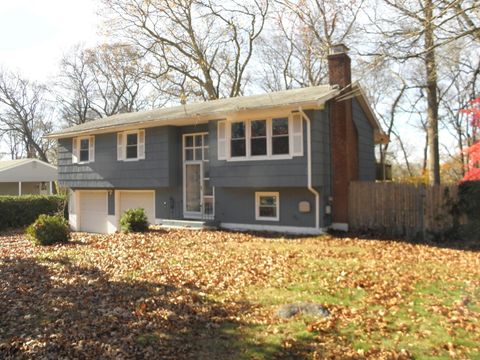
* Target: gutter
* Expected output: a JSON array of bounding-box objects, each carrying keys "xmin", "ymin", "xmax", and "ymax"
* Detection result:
[{"xmin": 298, "ymin": 107, "xmax": 320, "ymax": 230}]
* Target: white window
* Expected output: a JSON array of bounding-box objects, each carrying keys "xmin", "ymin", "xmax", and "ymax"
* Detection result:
[
  {"xmin": 271, "ymin": 118, "xmax": 289, "ymax": 155},
  {"xmin": 250, "ymin": 120, "xmax": 267, "ymax": 156},
  {"xmin": 72, "ymin": 136, "xmax": 95, "ymax": 164},
  {"xmin": 218, "ymin": 114, "xmax": 303, "ymax": 161},
  {"xmin": 117, "ymin": 130, "xmax": 145, "ymax": 161},
  {"xmin": 231, "ymin": 121, "xmax": 246, "ymax": 157},
  {"xmin": 255, "ymin": 192, "xmax": 280, "ymax": 221}
]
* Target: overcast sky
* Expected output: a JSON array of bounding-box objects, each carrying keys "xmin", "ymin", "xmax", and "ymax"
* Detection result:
[{"xmin": 0, "ymin": 0, "xmax": 101, "ymax": 81}]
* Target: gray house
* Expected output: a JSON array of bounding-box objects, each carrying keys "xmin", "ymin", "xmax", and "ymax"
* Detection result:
[{"xmin": 47, "ymin": 46, "xmax": 387, "ymax": 234}]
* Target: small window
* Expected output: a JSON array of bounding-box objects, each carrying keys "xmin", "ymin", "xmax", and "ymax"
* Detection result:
[
  {"xmin": 79, "ymin": 138, "xmax": 89, "ymax": 162},
  {"xmin": 73, "ymin": 136, "xmax": 94, "ymax": 163},
  {"xmin": 272, "ymin": 118, "xmax": 289, "ymax": 155},
  {"xmin": 231, "ymin": 122, "xmax": 246, "ymax": 157},
  {"xmin": 184, "ymin": 134, "xmax": 208, "ymax": 161},
  {"xmin": 250, "ymin": 120, "xmax": 267, "ymax": 156},
  {"xmin": 118, "ymin": 130, "xmax": 145, "ymax": 161},
  {"xmin": 255, "ymin": 192, "xmax": 279, "ymax": 221},
  {"xmin": 126, "ymin": 133, "xmax": 138, "ymax": 159}
]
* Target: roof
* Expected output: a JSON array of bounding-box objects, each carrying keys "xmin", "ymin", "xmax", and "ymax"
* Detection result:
[
  {"xmin": 0, "ymin": 158, "xmax": 57, "ymax": 182},
  {"xmin": 0, "ymin": 159, "xmax": 33, "ymax": 172},
  {"xmin": 46, "ymin": 83, "xmax": 387, "ymax": 144},
  {"xmin": 47, "ymin": 85, "xmax": 339, "ymax": 138}
]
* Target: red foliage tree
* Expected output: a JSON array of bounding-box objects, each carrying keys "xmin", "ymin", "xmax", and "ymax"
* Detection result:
[{"xmin": 461, "ymin": 97, "xmax": 480, "ymax": 181}]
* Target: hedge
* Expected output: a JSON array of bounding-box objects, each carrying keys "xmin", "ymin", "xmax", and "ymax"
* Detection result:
[{"xmin": 0, "ymin": 195, "xmax": 67, "ymax": 230}]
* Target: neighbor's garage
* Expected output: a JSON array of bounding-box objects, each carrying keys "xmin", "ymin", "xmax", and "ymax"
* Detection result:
[
  {"xmin": 118, "ymin": 190, "xmax": 155, "ymax": 225},
  {"xmin": 79, "ymin": 190, "xmax": 108, "ymax": 233}
]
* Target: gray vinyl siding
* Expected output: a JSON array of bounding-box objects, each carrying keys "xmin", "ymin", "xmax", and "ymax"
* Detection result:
[
  {"xmin": 58, "ymin": 127, "xmax": 176, "ymax": 188},
  {"xmin": 308, "ymin": 107, "xmax": 332, "ymax": 226},
  {"xmin": 108, "ymin": 191, "xmax": 115, "ymax": 215},
  {"xmin": 155, "ymin": 187, "xmax": 183, "ymax": 219},
  {"xmin": 214, "ymin": 187, "xmax": 316, "ymax": 227},
  {"xmin": 352, "ymin": 98, "xmax": 376, "ymax": 181}
]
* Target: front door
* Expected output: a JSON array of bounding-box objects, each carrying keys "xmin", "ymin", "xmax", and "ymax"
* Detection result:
[{"xmin": 183, "ymin": 133, "xmax": 214, "ymax": 219}]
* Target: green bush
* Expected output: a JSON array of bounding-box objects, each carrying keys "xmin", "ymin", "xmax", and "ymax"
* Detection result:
[
  {"xmin": 0, "ymin": 195, "xmax": 66, "ymax": 230},
  {"xmin": 457, "ymin": 181, "xmax": 480, "ymax": 241},
  {"xmin": 26, "ymin": 214, "xmax": 71, "ymax": 246},
  {"xmin": 120, "ymin": 208, "xmax": 149, "ymax": 233}
]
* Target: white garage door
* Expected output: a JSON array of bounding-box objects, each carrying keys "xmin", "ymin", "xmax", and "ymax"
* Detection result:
[
  {"xmin": 79, "ymin": 191, "xmax": 108, "ymax": 233},
  {"xmin": 119, "ymin": 191, "xmax": 155, "ymax": 225}
]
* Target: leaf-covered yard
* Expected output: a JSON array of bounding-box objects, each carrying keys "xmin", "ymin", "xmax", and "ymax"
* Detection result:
[{"xmin": 1, "ymin": 229, "xmax": 479, "ymax": 359}]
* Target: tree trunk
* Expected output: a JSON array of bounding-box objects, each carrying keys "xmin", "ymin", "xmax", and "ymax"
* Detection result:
[{"xmin": 424, "ymin": 0, "xmax": 440, "ymax": 184}]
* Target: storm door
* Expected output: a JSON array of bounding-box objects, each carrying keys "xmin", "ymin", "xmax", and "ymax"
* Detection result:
[{"xmin": 183, "ymin": 133, "xmax": 214, "ymax": 219}]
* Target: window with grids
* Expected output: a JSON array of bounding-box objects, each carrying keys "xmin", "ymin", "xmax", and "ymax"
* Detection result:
[{"xmin": 184, "ymin": 134, "xmax": 209, "ymax": 161}]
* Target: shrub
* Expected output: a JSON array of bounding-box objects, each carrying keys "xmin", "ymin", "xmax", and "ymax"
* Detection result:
[
  {"xmin": 120, "ymin": 208, "xmax": 149, "ymax": 233},
  {"xmin": 457, "ymin": 181, "xmax": 480, "ymax": 241},
  {"xmin": 0, "ymin": 195, "xmax": 66, "ymax": 230},
  {"xmin": 26, "ymin": 214, "xmax": 71, "ymax": 246}
]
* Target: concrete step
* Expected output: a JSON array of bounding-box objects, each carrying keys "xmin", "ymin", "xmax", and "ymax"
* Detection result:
[{"xmin": 157, "ymin": 219, "xmax": 216, "ymax": 230}]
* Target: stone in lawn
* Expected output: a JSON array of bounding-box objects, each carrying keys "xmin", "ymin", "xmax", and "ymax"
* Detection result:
[{"xmin": 275, "ymin": 302, "xmax": 330, "ymax": 319}]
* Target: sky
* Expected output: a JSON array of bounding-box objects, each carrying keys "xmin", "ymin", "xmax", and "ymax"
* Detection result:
[
  {"xmin": 0, "ymin": 0, "xmax": 101, "ymax": 81},
  {"xmin": 0, "ymin": 1, "xmax": 456, "ymax": 165}
]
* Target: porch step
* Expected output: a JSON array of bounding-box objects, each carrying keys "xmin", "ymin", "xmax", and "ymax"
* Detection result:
[{"xmin": 157, "ymin": 219, "xmax": 216, "ymax": 230}]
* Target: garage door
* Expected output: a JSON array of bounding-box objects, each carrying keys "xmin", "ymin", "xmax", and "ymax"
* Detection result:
[
  {"xmin": 79, "ymin": 191, "xmax": 108, "ymax": 233},
  {"xmin": 119, "ymin": 191, "xmax": 155, "ymax": 225}
]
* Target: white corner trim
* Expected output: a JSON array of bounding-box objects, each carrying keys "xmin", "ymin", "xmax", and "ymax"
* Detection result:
[
  {"xmin": 107, "ymin": 215, "xmax": 117, "ymax": 234},
  {"xmin": 330, "ymin": 222, "xmax": 349, "ymax": 232},
  {"xmin": 69, "ymin": 214, "xmax": 78, "ymax": 231},
  {"xmin": 220, "ymin": 222, "xmax": 326, "ymax": 235}
]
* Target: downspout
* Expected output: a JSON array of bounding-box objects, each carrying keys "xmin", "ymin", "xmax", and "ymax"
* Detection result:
[{"xmin": 299, "ymin": 107, "xmax": 320, "ymax": 231}]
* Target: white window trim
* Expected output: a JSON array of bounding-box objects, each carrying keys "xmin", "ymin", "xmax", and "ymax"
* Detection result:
[
  {"xmin": 118, "ymin": 130, "xmax": 145, "ymax": 161},
  {"xmin": 73, "ymin": 136, "xmax": 95, "ymax": 164},
  {"xmin": 226, "ymin": 114, "xmax": 301, "ymax": 161},
  {"xmin": 255, "ymin": 192, "xmax": 280, "ymax": 222}
]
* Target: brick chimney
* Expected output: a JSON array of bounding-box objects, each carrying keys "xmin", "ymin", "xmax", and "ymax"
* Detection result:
[{"xmin": 328, "ymin": 44, "xmax": 358, "ymax": 229}]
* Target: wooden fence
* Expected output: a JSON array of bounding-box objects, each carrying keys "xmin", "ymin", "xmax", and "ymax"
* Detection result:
[{"xmin": 348, "ymin": 181, "xmax": 462, "ymax": 239}]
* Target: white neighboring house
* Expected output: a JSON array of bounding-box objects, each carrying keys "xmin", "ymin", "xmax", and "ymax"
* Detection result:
[{"xmin": 0, "ymin": 159, "xmax": 57, "ymax": 195}]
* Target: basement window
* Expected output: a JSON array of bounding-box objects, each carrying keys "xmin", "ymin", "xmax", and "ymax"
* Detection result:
[{"xmin": 255, "ymin": 192, "xmax": 280, "ymax": 221}]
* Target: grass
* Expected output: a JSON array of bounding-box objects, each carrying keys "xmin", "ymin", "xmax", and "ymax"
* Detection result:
[{"xmin": 0, "ymin": 229, "xmax": 479, "ymax": 359}]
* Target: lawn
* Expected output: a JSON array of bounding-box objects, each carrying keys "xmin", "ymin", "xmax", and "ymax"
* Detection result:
[{"xmin": 0, "ymin": 229, "xmax": 479, "ymax": 359}]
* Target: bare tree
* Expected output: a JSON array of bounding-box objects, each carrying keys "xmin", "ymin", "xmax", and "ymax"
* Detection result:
[
  {"xmin": 259, "ymin": 0, "xmax": 364, "ymax": 91},
  {"xmin": 56, "ymin": 43, "xmax": 158, "ymax": 126},
  {"xmin": 100, "ymin": 0, "xmax": 269, "ymax": 100},
  {"xmin": 0, "ymin": 131, "xmax": 24, "ymax": 160},
  {"xmin": 437, "ymin": 41, "xmax": 480, "ymax": 178},
  {"xmin": 0, "ymin": 69, "xmax": 52, "ymax": 162}
]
